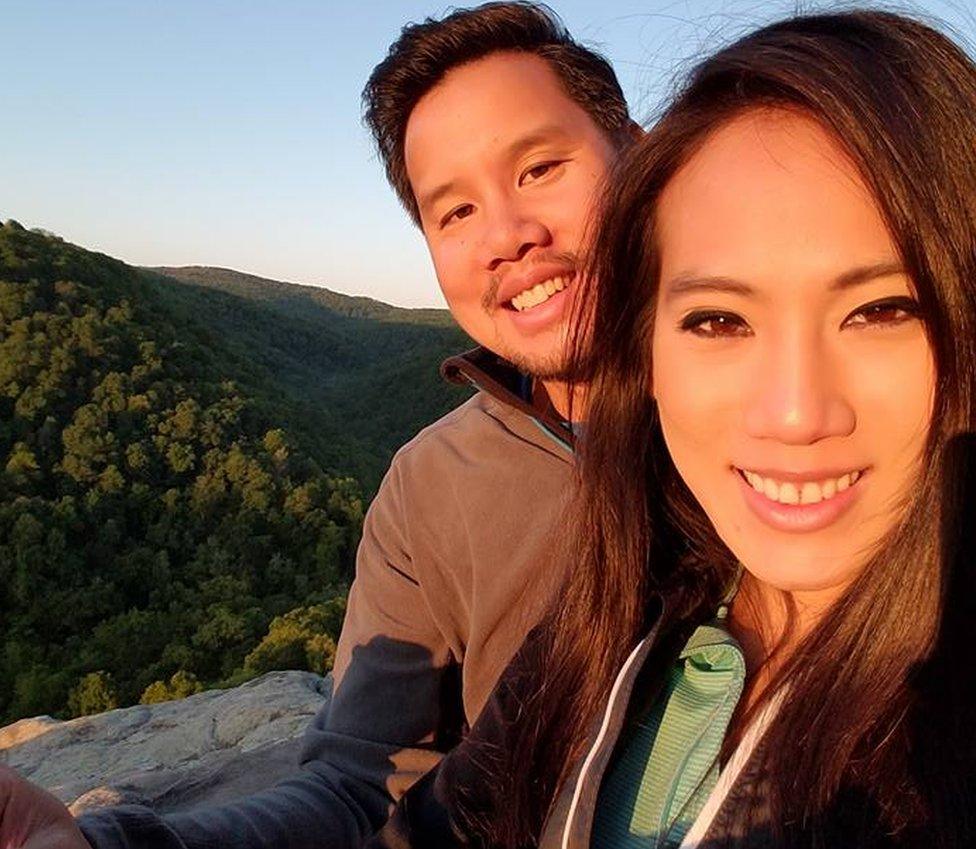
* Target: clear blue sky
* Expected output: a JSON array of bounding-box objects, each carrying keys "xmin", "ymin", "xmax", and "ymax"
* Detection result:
[{"xmin": 3, "ymin": 0, "xmax": 974, "ymax": 307}]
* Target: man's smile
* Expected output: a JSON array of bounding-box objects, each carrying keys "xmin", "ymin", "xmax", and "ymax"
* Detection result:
[{"xmin": 510, "ymin": 274, "xmax": 570, "ymax": 311}]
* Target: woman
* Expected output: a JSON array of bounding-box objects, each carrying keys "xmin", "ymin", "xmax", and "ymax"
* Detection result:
[{"xmin": 368, "ymin": 9, "xmax": 976, "ymax": 847}]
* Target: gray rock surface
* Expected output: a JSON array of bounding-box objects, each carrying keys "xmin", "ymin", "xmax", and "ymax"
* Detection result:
[{"xmin": 0, "ymin": 670, "xmax": 332, "ymax": 815}]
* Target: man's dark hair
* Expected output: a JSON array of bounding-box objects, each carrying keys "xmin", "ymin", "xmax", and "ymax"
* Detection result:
[{"xmin": 362, "ymin": 1, "xmax": 631, "ymax": 226}]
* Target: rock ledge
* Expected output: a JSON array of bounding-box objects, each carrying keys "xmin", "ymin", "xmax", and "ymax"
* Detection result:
[{"xmin": 0, "ymin": 670, "xmax": 331, "ymax": 814}]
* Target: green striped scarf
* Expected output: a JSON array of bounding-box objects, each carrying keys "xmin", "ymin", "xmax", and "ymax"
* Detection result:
[{"xmin": 591, "ymin": 616, "xmax": 746, "ymax": 848}]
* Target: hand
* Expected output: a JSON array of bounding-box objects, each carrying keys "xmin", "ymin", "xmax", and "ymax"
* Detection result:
[{"xmin": 0, "ymin": 766, "xmax": 88, "ymax": 849}]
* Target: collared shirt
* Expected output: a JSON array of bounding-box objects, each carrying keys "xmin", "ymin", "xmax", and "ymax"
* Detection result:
[{"xmin": 591, "ymin": 612, "xmax": 746, "ymax": 848}]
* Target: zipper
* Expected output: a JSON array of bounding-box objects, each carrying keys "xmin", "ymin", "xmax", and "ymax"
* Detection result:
[
  {"xmin": 556, "ymin": 593, "xmax": 670, "ymax": 848},
  {"xmin": 559, "ymin": 634, "xmax": 652, "ymax": 849}
]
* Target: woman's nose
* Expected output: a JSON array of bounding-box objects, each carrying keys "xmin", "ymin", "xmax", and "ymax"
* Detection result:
[{"xmin": 743, "ymin": 332, "xmax": 855, "ymax": 445}]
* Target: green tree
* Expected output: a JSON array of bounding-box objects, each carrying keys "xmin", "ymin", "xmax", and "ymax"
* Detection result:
[
  {"xmin": 140, "ymin": 670, "xmax": 204, "ymax": 704},
  {"xmin": 68, "ymin": 671, "xmax": 118, "ymax": 717},
  {"xmin": 0, "ymin": 223, "xmax": 464, "ymax": 723},
  {"xmin": 243, "ymin": 605, "xmax": 339, "ymax": 676}
]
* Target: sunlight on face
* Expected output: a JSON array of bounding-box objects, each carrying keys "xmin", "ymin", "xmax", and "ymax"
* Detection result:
[
  {"xmin": 404, "ymin": 52, "xmax": 618, "ymax": 379},
  {"xmin": 652, "ymin": 110, "xmax": 935, "ymax": 602}
]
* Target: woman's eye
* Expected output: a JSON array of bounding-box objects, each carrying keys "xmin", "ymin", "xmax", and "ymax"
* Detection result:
[
  {"xmin": 520, "ymin": 161, "xmax": 560, "ymax": 185},
  {"xmin": 843, "ymin": 297, "xmax": 921, "ymax": 328},
  {"xmin": 679, "ymin": 311, "xmax": 751, "ymax": 338},
  {"xmin": 440, "ymin": 204, "xmax": 474, "ymax": 228}
]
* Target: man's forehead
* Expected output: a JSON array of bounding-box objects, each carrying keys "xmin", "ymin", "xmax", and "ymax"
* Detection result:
[
  {"xmin": 404, "ymin": 52, "xmax": 594, "ymax": 171},
  {"xmin": 410, "ymin": 50, "xmax": 573, "ymax": 121}
]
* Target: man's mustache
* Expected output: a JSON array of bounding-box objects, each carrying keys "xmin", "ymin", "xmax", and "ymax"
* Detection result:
[{"xmin": 481, "ymin": 251, "xmax": 580, "ymax": 312}]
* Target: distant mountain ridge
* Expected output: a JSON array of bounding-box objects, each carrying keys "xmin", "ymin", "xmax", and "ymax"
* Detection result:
[{"xmin": 147, "ymin": 266, "xmax": 454, "ymax": 327}]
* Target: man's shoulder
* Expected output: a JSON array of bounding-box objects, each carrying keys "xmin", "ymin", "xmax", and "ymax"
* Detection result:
[
  {"xmin": 392, "ymin": 391, "xmax": 567, "ymax": 473},
  {"xmin": 381, "ymin": 392, "xmax": 572, "ymax": 505}
]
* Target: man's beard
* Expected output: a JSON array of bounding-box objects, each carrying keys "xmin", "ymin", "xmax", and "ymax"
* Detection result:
[
  {"xmin": 503, "ymin": 347, "xmax": 573, "ymax": 382},
  {"xmin": 494, "ymin": 322, "xmax": 576, "ymax": 381},
  {"xmin": 483, "ymin": 250, "xmax": 579, "ymax": 382}
]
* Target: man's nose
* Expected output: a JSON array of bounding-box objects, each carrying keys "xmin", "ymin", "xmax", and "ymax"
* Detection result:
[
  {"xmin": 481, "ymin": 200, "xmax": 552, "ymax": 271},
  {"xmin": 743, "ymin": 331, "xmax": 855, "ymax": 445}
]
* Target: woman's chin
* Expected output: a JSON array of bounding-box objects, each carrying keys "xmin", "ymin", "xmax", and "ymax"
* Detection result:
[{"xmin": 733, "ymin": 544, "xmax": 863, "ymax": 602}]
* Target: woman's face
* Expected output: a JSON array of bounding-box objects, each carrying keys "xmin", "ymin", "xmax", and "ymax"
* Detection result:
[{"xmin": 652, "ymin": 110, "xmax": 935, "ymax": 602}]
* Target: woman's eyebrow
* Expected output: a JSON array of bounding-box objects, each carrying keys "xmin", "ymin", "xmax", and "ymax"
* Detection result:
[
  {"xmin": 663, "ymin": 261, "xmax": 907, "ymax": 303},
  {"xmin": 663, "ymin": 275, "xmax": 755, "ymax": 302},
  {"xmin": 829, "ymin": 261, "xmax": 906, "ymax": 291}
]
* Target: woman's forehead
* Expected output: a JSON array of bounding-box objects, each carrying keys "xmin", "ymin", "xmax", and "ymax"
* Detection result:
[{"xmin": 655, "ymin": 109, "xmax": 900, "ymax": 299}]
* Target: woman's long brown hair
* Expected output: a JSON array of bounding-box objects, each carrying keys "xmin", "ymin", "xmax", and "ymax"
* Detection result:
[{"xmin": 472, "ymin": 10, "xmax": 976, "ymax": 847}]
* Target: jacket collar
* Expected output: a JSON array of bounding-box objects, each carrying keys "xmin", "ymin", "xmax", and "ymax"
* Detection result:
[{"xmin": 441, "ymin": 346, "xmax": 576, "ymax": 452}]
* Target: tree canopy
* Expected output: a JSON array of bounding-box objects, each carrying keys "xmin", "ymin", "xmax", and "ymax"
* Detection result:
[{"xmin": 0, "ymin": 223, "xmax": 465, "ymax": 722}]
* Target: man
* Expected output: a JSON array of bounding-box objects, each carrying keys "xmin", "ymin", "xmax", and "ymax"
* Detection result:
[{"xmin": 0, "ymin": 4, "xmax": 635, "ymax": 846}]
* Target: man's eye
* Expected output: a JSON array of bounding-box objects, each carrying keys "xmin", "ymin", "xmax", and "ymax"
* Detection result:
[
  {"xmin": 842, "ymin": 297, "xmax": 921, "ymax": 328},
  {"xmin": 441, "ymin": 204, "xmax": 474, "ymax": 228},
  {"xmin": 519, "ymin": 161, "xmax": 561, "ymax": 185},
  {"xmin": 678, "ymin": 311, "xmax": 752, "ymax": 338}
]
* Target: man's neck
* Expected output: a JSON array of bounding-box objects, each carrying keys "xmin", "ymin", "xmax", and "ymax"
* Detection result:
[{"xmin": 535, "ymin": 378, "xmax": 584, "ymax": 422}]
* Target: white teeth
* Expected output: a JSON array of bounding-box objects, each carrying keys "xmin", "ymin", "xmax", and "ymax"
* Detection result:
[
  {"xmin": 740, "ymin": 468, "xmax": 862, "ymax": 506},
  {"xmin": 510, "ymin": 275, "xmax": 569, "ymax": 311},
  {"xmin": 800, "ymin": 482, "xmax": 822, "ymax": 505},
  {"xmin": 779, "ymin": 482, "xmax": 800, "ymax": 505}
]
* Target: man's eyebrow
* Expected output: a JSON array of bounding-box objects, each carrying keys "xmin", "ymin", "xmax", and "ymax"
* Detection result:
[
  {"xmin": 505, "ymin": 124, "xmax": 574, "ymax": 159},
  {"xmin": 663, "ymin": 261, "xmax": 908, "ymax": 302},
  {"xmin": 417, "ymin": 181, "xmax": 460, "ymax": 218},
  {"xmin": 416, "ymin": 124, "xmax": 575, "ymax": 216}
]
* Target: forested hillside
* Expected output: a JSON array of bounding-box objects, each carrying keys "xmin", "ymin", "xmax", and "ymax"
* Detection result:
[
  {"xmin": 0, "ymin": 222, "xmax": 469, "ymax": 723},
  {"xmin": 146, "ymin": 265, "xmax": 470, "ymax": 491}
]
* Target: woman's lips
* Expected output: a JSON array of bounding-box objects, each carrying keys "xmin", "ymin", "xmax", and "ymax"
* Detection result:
[{"xmin": 734, "ymin": 466, "xmax": 866, "ymax": 533}]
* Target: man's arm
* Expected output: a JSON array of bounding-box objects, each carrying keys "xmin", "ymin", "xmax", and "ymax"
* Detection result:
[
  {"xmin": 1, "ymin": 457, "xmax": 462, "ymax": 849},
  {"xmin": 363, "ymin": 626, "xmax": 551, "ymax": 849}
]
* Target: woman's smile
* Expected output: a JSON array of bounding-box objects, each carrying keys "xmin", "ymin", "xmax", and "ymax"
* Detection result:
[{"xmin": 733, "ymin": 464, "xmax": 867, "ymax": 533}]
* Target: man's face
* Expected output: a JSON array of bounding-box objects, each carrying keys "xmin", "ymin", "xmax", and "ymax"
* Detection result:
[{"xmin": 404, "ymin": 51, "xmax": 619, "ymax": 378}]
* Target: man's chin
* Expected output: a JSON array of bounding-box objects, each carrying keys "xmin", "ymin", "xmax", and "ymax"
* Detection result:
[
  {"xmin": 487, "ymin": 323, "xmax": 576, "ymax": 382},
  {"xmin": 502, "ymin": 350, "xmax": 571, "ymax": 382}
]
